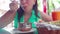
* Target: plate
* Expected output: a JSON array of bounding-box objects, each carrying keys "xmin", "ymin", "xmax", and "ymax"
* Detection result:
[{"xmin": 12, "ymin": 28, "xmax": 36, "ymax": 33}]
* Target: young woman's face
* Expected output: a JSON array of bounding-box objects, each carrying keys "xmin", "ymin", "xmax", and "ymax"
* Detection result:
[{"xmin": 20, "ymin": 0, "xmax": 36, "ymax": 12}]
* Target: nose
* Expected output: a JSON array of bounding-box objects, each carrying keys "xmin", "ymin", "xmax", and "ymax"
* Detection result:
[{"xmin": 22, "ymin": 0, "xmax": 27, "ymax": 4}]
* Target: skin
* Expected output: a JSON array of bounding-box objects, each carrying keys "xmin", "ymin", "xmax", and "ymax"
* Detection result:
[
  {"xmin": 0, "ymin": 0, "xmax": 18, "ymax": 28},
  {"xmin": 0, "ymin": 0, "xmax": 52, "ymax": 28},
  {"xmin": 20, "ymin": 0, "xmax": 36, "ymax": 22},
  {"xmin": 20, "ymin": 0, "xmax": 36, "ymax": 12}
]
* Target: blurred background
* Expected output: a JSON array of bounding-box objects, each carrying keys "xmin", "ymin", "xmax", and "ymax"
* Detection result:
[{"xmin": 0, "ymin": 0, "xmax": 60, "ymax": 33}]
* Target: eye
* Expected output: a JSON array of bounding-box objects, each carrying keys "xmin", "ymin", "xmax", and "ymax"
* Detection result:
[
  {"xmin": 20, "ymin": 0, "xmax": 30, "ymax": 2},
  {"xmin": 20, "ymin": 0, "xmax": 23, "ymax": 1}
]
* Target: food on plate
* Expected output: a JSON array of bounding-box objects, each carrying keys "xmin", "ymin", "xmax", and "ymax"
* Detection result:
[
  {"xmin": 18, "ymin": 23, "xmax": 32, "ymax": 31},
  {"xmin": 49, "ymin": 20, "xmax": 60, "ymax": 26}
]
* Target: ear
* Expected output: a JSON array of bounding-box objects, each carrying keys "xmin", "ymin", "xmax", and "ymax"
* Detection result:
[{"xmin": 33, "ymin": 0, "xmax": 36, "ymax": 5}]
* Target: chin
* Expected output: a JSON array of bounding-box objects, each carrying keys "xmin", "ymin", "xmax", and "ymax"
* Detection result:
[{"xmin": 24, "ymin": 9, "xmax": 29, "ymax": 11}]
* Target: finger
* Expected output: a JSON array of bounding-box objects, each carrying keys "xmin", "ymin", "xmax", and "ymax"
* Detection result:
[
  {"xmin": 10, "ymin": 0, "xmax": 16, "ymax": 3},
  {"xmin": 10, "ymin": 0, "xmax": 16, "ymax": 1},
  {"xmin": 12, "ymin": 0, "xmax": 18, "ymax": 3},
  {"xmin": 12, "ymin": 1, "xmax": 18, "ymax": 4},
  {"xmin": 10, "ymin": 1, "xmax": 18, "ymax": 6}
]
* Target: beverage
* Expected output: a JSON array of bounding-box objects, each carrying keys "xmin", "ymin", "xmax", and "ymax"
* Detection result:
[{"xmin": 52, "ymin": 11, "xmax": 60, "ymax": 21}]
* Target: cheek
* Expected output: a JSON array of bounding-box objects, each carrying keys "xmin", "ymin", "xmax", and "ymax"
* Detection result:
[{"xmin": 27, "ymin": 2, "xmax": 34, "ymax": 8}]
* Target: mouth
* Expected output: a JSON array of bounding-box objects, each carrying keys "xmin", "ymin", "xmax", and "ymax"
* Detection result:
[
  {"xmin": 23, "ymin": 6, "xmax": 26, "ymax": 8},
  {"xmin": 23, "ymin": 6, "xmax": 27, "ymax": 9},
  {"xmin": 22, "ymin": 4, "xmax": 28, "ymax": 8},
  {"xmin": 21, "ymin": 5, "xmax": 28, "ymax": 10}
]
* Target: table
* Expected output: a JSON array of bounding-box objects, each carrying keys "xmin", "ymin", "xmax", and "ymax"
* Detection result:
[{"xmin": 37, "ymin": 27, "xmax": 60, "ymax": 34}]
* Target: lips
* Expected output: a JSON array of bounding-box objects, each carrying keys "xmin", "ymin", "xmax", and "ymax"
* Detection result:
[
  {"xmin": 23, "ymin": 6, "xmax": 27, "ymax": 9},
  {"xmin": 21, "ymin": 4, "xmax": 28, "ymax": 10},
  {"xmin": 21, "ymin": 5, "xmax": 27, "ymax": 9}
]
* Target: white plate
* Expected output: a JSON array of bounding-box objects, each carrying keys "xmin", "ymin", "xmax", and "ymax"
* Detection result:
[{"xmin": 12, "ymin": 28, "xmax": 36, "ymax": 33}]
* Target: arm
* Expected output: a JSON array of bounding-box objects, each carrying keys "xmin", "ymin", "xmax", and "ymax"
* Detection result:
[
  {"xmin": 0, "ymin": 0, "xmax": 18, "ymax": 28},
  {"xmin": 0, "ymin": 10, "xmax": 16, "ymax": 28},
  {"xmin": 39, "ymin": 11, "xmax": 53, "ymax": 22}
]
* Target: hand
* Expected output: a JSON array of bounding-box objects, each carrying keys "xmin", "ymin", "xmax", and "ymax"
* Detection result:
[{"xmin": 9, "ymin": 0, "xmax": 19, "ymax": 11}]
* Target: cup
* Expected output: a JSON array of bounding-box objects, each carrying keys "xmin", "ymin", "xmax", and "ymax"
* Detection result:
[{"xmin": 52, "ymin": 11, "xmax": 60, "ymax": 21}]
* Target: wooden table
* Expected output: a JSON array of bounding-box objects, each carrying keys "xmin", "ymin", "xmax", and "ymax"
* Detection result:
[{"xmin": 37, "ymin": 27, "xmax": 60, "ymax": 34}]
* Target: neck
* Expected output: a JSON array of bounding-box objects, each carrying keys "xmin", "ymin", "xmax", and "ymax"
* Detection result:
[{"xmin": 24, "ymin": 10, "xmax": 32, "ymax": 15}]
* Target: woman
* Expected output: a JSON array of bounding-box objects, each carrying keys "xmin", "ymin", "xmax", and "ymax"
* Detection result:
[{"xmin": 0, "ymin": 0, "xmax": 52, "ymax": 34}]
